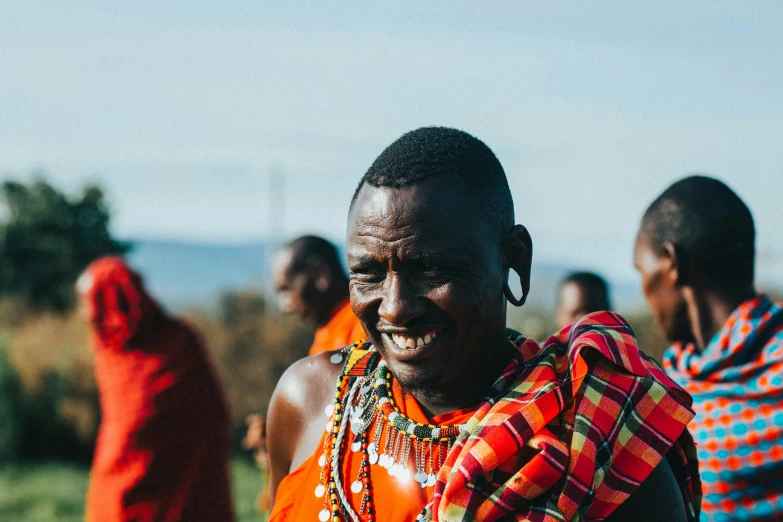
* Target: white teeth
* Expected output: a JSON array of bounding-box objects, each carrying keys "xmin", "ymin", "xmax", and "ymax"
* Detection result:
[{"xmin": 388, "ymin": 331, "xmax": 440, "ymax": 350}]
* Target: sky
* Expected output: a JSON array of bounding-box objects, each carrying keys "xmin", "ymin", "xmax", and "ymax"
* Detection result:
[{"xmin": 2, "ymin": 2, "xmax": 782, "ymax": 288}]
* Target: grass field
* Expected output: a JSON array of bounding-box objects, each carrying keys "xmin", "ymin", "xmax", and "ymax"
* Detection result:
[{"xmin": 0, "ymin": 458, "xmax": 267, "ymax": 522}]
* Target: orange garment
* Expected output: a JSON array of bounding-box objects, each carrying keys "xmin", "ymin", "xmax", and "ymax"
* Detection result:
[
  {"xmin": 270, "ymin": 378, "xmax": 477, "ymax": 522},
  {"xmin": 309, "ymin": 298, "xmax": 366, "ymax": 356},
  {"xmin": 82, "ymin": 257, "xmax": 234, "ymax": 522}
]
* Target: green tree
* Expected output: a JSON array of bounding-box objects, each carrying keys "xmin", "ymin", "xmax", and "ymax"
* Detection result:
[
  {"xmin": 0, "ymin": 178, "xmax": 129, "ymax": 311},
  {"xmin": 0, "ymin": 340, "xmax": 22, "ymax": 462}
]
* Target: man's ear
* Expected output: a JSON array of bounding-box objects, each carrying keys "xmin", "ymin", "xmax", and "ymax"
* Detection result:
[
  {"xmin": 661, "ymin": 241, "xmax": 688, "ymax": 287},
  {"xmin": 311, "ymin": 259, "xmax": 332, "ymax": 292},
  {"xmin": 504, "ymin": 224, "xmax": 533, "ymax": 306}
]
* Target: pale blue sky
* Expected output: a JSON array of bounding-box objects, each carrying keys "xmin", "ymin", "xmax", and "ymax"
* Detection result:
[{"xmin": 1, "ymin": 2, "xmax": 781, "ymax": 287}]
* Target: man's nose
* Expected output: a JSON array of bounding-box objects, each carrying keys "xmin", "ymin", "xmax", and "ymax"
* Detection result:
[{"xmin": 377, "ymin": 273, "xmax": 426, "ymax": 326}]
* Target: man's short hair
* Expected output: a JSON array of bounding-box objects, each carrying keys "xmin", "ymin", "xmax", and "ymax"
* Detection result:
[
  {"xmin": 641, "ymin": 175, "xmax": 755, "ymax": 286},
  {"xmin": 351, "ymin": 127, "xmax": 514, "ymax": 236},
  {"xmin": 560, "ymin": 271, "xmax": 612, "ymax": 310},
  {"xmin": 285, "ymin": 235, "xmax": 344, "ymax": 275}
]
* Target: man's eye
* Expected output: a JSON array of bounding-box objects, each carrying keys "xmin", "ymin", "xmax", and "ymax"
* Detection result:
[{"xmin": 352, "ymin": 268, "xmax": 384, "ymax": 281}]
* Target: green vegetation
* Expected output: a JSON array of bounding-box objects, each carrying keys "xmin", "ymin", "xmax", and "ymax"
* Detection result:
[
  {"xmin": 0, "ymin": 458, "xmax": 267, "ymax": 522},
  {"xmin": 0, "ymin": 178, "xmax": 128, "ymax": 312}
]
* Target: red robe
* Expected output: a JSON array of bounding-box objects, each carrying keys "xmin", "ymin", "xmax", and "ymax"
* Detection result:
[
  {"xmin": 308, "ymin": 298, "xmax": 366, "ymax": 356},
  {"xmin": 82, "ymin": 257, "xmax": 234, "ymax": 522}
]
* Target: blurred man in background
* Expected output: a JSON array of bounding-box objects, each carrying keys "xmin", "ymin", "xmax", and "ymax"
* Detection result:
[
  {"xmin": 555, "ymin": 271, "xmax": 612, "ymax": 329},
  {"xmin": 244, "ymin": 234, "xmax": 365, "ymax": 512},
  {"xmin": 635, "ymin": 175, "xmax": 783, "ymax": 521},
  {"xmin": 79, "ymin": 257, "xmax": 233, "ymax": 522},
  {"xmin": 272, "ymin": 234, "xmax": 365, "ymax": 356}
]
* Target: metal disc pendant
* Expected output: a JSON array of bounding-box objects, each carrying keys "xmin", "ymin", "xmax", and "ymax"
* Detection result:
[
  {"xmin": 415, "ymin": 471, "xmax": 428, "ymax": 484},
  {"xmin": 388, "ymin": 463, "xmax": 398, "ymax": 476},
  {"xmin": 325, "ymin": 420, "xmax": 332, "ymax": 432},
  {"xmin": 400, "ymin": 468, "xmax": 411, "ymax": 482},
  {"xmin": 319, "ymin": 509, "xmax": 330, "ymax": 522},
  {"xmin": 351, "ymin": 480, "xmax": 363, "ymax": 494},
  {"xmin": 426, "ymin": 474, "xmax": 437, "ymax": 487},
  {"xmin": 324, "ymin": 403, "xmax": 334, "ymax": 416},
  {"xmin": 351, "ymin": 440, "xmax": 362, "ymax": 452},
  {"xmin": 318, "ymin": 454, "xmax": 326, "ymax": 467},
  {"xmin": 369, "ymin": 452, "xmax": 379, "ymax": 465},
  {"xmin": 330, "ymin": 353, "xmax": 344, "ymax": 364},
  {"xmin": 314, "ymin": 484, "xmax": 326, "ymax": 498},
  {"xmin": 368, "ymin": 442, "xmax": 378, "ymax": 454}
]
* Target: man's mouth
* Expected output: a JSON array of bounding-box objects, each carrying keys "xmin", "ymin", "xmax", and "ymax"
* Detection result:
[{"xmin": 388, "ymin": 330, "xmax": 440, "ymax": 350}]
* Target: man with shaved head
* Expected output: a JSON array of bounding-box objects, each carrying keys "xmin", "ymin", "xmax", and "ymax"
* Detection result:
[
  {"xmin": 267, "ymin": 127, "xmax": 700, "ymax": 521},
  {"xmin": 273, "ymin": 235, "xmax": 365, "ymax": 356},
  {"xmin": 245, "ymin": 235, "xmax": 365, "ymax": 511},
  {"xmin": 635, "ymin": 175, "xmax": 783, "ymax": 521},
  {"xmin": 555, "ymin": 271, "xmax": 612, "ymax": 330}
]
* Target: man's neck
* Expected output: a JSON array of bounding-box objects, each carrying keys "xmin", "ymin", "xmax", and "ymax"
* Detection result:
[{"xmin": 688, "ymin": 285, "xmax": 755, "ymax": 350}]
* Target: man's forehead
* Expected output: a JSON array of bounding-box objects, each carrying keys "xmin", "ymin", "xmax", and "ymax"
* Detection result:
[
  {"xmin": 349, "ymin": 177, "xmax": 483, "ymax": 231},
  {"xmin": 272, "ymin": 248, "xmax": 296, "ymax": 278}
]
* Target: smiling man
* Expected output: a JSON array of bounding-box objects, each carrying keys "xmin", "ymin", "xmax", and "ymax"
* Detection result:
[
  {"xmin": 635, "ymin": 176, "xmax": 783, "ymax": 521},
  {"xmin": 267, "ymin": 127, "xmax": 701, "ymax": 521}
]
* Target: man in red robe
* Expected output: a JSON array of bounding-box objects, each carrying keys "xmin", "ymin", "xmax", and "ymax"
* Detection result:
[{"xmin": 79, "ymin": 257, "xmax": 234, "ymax": 522}]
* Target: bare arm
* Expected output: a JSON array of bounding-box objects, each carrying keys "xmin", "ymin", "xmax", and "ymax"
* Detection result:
[
  {"xmin": 266, "ymin": 352, "xmax": 343, "ymax": 510},
  {"xmin": 605, "ymin": 456, "xmax": 688, "ymax": 522}
]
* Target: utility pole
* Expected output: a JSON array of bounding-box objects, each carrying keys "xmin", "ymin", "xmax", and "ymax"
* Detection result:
[
  {"xmin": 267, "ymin": 165, "xmax": 285, "ymax": 292},
  {"xmin": 269, "ymin": 165, "xmax": 285, "ymax": 248}
]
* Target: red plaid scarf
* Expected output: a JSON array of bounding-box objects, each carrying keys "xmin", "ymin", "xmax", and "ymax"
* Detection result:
[
  {"xmin": 425, "ymin": 311, "xmax": 701, "ymax": 521},
  {"xmin": 663, "ymin": 295, "xmax": 783, "ymax": 521}
]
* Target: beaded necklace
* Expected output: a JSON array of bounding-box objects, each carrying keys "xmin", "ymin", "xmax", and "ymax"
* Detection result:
[{"xmin": 313, "ymin": 344, "xmax": 464, "ymax": 522}]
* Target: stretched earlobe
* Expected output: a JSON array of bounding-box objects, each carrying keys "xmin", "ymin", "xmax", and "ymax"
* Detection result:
[
  {"xmin": 504, "ymin": 224, "xmax": 533, "ymax": 307},
  {"xmin": 504, "ymin": 276, "xmax": 527, "ymax": 307}
]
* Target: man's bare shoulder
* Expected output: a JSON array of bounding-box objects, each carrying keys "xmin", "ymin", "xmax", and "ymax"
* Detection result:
[
  {"xmin": 266, "ymin": 349, "xmax": 345, "ymax": 504},
  {"xmin": 271, "ymin": 350, "xmax": 344, "ymax": 417}
]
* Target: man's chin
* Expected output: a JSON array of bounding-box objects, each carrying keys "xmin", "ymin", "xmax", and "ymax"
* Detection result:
[{"xmin": 384, "ymin": 359, "xmax": 443, "ymax": 394}]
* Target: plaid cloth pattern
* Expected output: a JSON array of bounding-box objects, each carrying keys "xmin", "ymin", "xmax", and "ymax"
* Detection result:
[
  {"xmin": 425, "ymin": 311, "xmax": 701, "ymax": 522},
  {"xmin": 663, "ymin": 295, "xmax": 783, "ymax": 521}
]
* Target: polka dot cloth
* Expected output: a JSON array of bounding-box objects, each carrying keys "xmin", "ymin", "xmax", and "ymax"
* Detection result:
[{"xmin": 664, "ymin": 295, "xmax": 783, "ymax": 521}]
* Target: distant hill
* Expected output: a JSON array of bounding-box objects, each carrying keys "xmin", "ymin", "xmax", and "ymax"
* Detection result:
[
  {"xmin": 126, "ymin": 238, "xmax": 270, "ymax": 310},
  {"xmin": 125, "ymin": 238, "xmax": 647, "ymax": 312}
]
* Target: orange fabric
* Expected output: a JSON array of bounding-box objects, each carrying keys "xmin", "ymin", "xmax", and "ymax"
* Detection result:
[
  {"xmin": 308, "ymin": 298, "xmax": 365, "ymax": 356},
  {"xmin": 269, "ymin": 377, "xmax": 477, "ymax": 521},
  {"xmin": 83, "ymin": 257, "xmax": 234, "ymax": 522}
]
